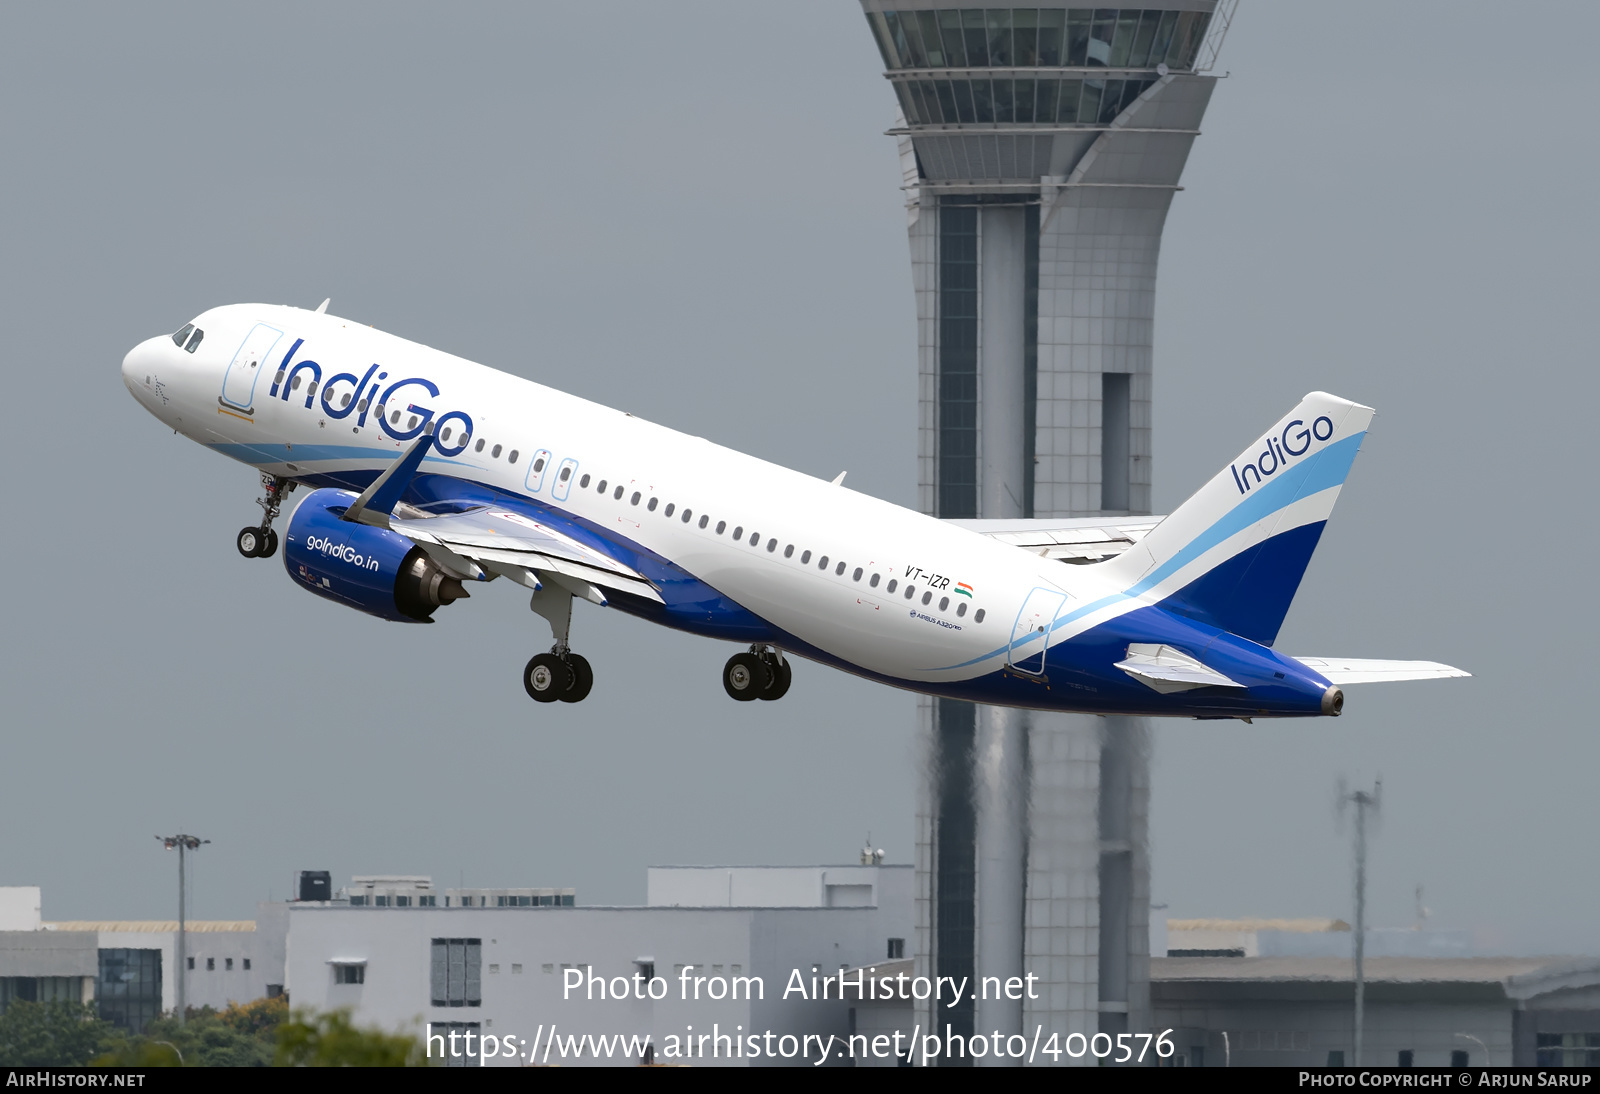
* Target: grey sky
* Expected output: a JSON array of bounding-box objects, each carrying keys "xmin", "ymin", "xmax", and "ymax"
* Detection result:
[{"xmin": 0, "ymin": 3, "xmax": 1593, "ymax": 954}]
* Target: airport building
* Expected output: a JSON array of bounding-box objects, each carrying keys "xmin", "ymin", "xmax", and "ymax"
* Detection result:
[
  {"xmin": 858, "ymin": 1, "xmax": 1234, "ymax": 1061},
  {"xmin": 285, "ymin": 865, "xmax": 913, "ymax": 1068},
  {"xmin": 0, "ymin": 886, "xmax": 287, "ymax": 1035}
]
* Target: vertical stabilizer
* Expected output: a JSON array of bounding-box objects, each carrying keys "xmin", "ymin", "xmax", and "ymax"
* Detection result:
[{"xmin": 1103, "ymin": 392, "xmax": 1375, "ymax": 645}]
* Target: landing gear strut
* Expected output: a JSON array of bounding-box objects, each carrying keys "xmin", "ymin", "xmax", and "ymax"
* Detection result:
[
  {"xmin": 237, "ymin": 473, "xmax": 292, "ymax": 559},
  {"xmin": 523, "ymin": 584, "xmax": 595, "ymax": 704},
  {"xmin": 723, "ymin": 646, "xmax": 791, "ymax": 702}
]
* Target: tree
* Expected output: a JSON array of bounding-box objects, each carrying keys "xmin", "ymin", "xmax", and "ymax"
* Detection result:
[
  {"xmin": 0, "ymin": 1002, "xmax": 119, "ymax": 1066},
  {"xmin": 93, "ymin": 996, "xmax": 288, "ymax": 1067},
  {"xmin": 274, "ymin": 1009, "xmax": 429, "ymax": 1067}
]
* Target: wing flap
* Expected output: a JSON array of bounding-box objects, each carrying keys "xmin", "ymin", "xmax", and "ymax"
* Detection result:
[
  {"xmin": 1292, "ymin": 657, "xmax": 1471, "ymax": 684},
  {"xmin": 391, "ymin": 506, "xmax": 665, "ymax": 605},
  {"xmin": 1115, "ymin": 643, "xmax": 1245, "ymax": 694}
]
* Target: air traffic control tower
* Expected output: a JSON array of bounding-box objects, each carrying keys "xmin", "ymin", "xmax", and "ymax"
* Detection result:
[{"xmin": 859, "ymin": 3, "xmax": 1234, "ymax": 1062}]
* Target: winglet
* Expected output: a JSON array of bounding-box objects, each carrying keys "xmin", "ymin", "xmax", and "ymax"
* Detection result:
[
  {"xmin": 315, "ymin": 298, "xmax": 331, "ymax": 314},
  {"xmin": 342, "ymin": 433, "xmax": 435, "ymax": 527}
]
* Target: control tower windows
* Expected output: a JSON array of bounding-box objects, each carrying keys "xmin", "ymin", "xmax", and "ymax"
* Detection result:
[{"xmin": 869, "ymin": 8, "xmax": 1211, "ymax": 74}]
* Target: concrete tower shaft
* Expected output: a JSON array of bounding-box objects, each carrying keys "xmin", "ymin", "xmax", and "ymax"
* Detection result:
[{"xmin": 862, "ymin": 1, "xmax": 1232, "ymax": 1064}]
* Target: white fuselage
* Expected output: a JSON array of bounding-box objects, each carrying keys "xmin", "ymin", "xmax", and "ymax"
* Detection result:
[{"xmin": 123, "ymin": 303, "xmax": 1119, "ymax": 686}]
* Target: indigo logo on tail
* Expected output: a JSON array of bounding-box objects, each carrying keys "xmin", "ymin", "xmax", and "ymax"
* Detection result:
[{"xmin": 1229, "ymin": 416, "xmax": 1335, "ymax": 495}]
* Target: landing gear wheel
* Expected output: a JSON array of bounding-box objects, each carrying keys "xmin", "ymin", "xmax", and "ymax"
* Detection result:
[
  {"xmin": 759, "ymin": 658, "xmax": 792, "ymax": 701},
  {"xmin": 236, "ymin": 527, "xmax": 264, "ymax": 558},
  {"xmin": 723, "ymin": 653, "xmax": 772, "ymax": 702},
  {"xmin": 524, "ymin": 653, "xmax": 573, "ymax": 703},
  {"xmin": 259, "ymin": 529, "xmax": 279, "ymax": 559},
  {"xmin": 560, "ymin": 654, "xmax": 594, "ymax": 704}
]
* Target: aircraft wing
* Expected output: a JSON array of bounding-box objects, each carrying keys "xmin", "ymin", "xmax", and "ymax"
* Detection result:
[
  {"xmin": 391, "ymin": 505, "xmax": 665, "ymax": 605},
  {"xmin": 946, "ymin": 516, "xmax": 1163, "ymax": 563},
  {"xmin": 1290, "ymin": 657, "xmax": 1471, "ymax": 684}
]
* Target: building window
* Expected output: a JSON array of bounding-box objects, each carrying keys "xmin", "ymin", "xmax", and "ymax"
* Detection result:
[
  {"xmin": 1536, "ymin": 1033, "xmax": 1600, "ymax": 1067},
  {"xmin": 349, "ymin": 895, "xmax": 366, "ymax": 906},
  {"xmin": 1397, "ymin": 1050, "xmax": 1413, "ymax": 1067},
  {"xmin": 0, "ymin": 976, "xmax": 85, "ymax": 1015},
  {"xmin": 431, "ymin": 939, "xmax": 482, "ymax": 1008},
  {"xmin": 206, "ymin": 958, "xmax": 215, "ymax": 971},
  {"xmin": 419, "ymin": 895, "xmax": 436, "ymax": 907},
  {"xmin": 225, "ymin": 958, "xmax": 233, "ymax": 971},
  {"xmin": 186, "ymin": 957, "xmax": 194, "ymax": 970},
  {"xmin": 1451, "ymin": 1050, "xmax": 1469, "ymax": 1067},
  {"xmin": 1102, "ymin": 372, "xmax": 1131, "ymax": 510},
  {"xmin": 97, "ymin": 949, "xmax": 162, "ymax": 1036},
  {"xmin": 334, "ymin": 964, "xmax": 365, "ymax": 985},
  {"xmin": 428, "ymin": 1022, "xmax": 482, "ymax": 1067},
  {"xmin": 1327, "ymin": 1050, "xmax": 1345, "ymax": 1066},
  {"xmin": 886, "ymin": 938, "xmax": 905, "ymax": 960},
  {"xmin": 375, "ymin": 896, "xmax": 389, "ymax": 907},
  {"xmin": 243, "ymin": 959, "xmax": 251, "ymax": 971},
  {"xmin": 937, "ymin": 202, "xmax": 978, "ymax": 519},
  {"xmin": 396, "ymin": 896, "xmax": 411, "ymax": 908}
]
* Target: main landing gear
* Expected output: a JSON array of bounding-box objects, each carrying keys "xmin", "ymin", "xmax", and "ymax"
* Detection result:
[
  {"xmin": 237, "ymin": 473, "xmax": 293, "ymax": 559},
  {"xmin": 523, "ymin": 583, "xmax": 594, "ymax": 704},
  {"xmin": 523, "ymin": 650, "xmax": 593, "ymax": 704},
  {"xmin": 723, "ymin": 646, "xmax": 792, "ymax": 702}
]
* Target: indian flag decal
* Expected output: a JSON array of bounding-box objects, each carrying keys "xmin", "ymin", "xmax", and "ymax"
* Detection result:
[{"xmin": 955, "ymin": 583, "xmax": 974, "ymax": 598}]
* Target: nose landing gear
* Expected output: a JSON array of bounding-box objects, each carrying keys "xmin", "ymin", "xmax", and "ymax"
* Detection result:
[
  {"xmin": 723, "ymin": 646, "xmax": 792, "ymax": 702},
  {"xmin": 236, "ymin": 473, "xmax": 293, "ymax": 559}
]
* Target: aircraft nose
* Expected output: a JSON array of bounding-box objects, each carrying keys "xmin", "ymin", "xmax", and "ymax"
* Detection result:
[{"xmin": 122, "ymin": 336, "xmax": 163, "ymax": 390}]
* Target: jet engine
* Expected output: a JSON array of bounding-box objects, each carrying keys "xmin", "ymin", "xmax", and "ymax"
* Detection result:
[{"xmin": 283, "ymin": 489, "xmax": 469, "ymax": 623}]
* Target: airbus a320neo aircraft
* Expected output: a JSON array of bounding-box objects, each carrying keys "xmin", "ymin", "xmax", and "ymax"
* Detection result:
[{"xmin": 122, "ymin": 303, "xmax": 1466, "ymax": 715}]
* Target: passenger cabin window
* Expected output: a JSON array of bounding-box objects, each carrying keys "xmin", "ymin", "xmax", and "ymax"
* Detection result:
[
  {"xmin": 508, "ymin": 450, "xmax": 519, "ymax": 464},
  {"xmin": 172, "ymin": 323, "xmax": 194, "ymax": 347},
  {"xmin": 716, "ymin": 521, "xmax": 726, "ymax": 535},
  {"xmin": 699, "ymin": 516, "xmax": 709, "ymax": 529},
  {"xmin": 974, "ymin": 609, "xmax": 986, "ymax": 623},
  {"xmin": 631, "ymin": 492, "xmax": 641, "ymax": 505},
  {"xmin": 784, "ymin": 545, "xmax": 794, "ymax": 558},
  {"xmin": 836, "ymin": 562, "xmax": 846, "ymax": 576},
  {"xmin": 682, "ymin": 509, "xmax": 693, "ymax": 523},
  {"xmin": 579, "ymin": 473, "xmax": 590, "ymax": 488},
  {"xmin": 801, "ymin": 551, "xmax": 811, "ymax": 564},
  {"xmin": 818, "ymin": 556, "xmax": 829, "ymax": 570},
  {"xmin": 648, "ymin": 498, "xmax": 658, "ymax": 512},
  {"xmin": 184, "ymin": 328, "xmax": 203, "ymax": 353},
  {"xmin": 491, "ymin": 444, "xmax": 502, "ymax": 458},
  {"xmin": 887, "ymin": 578, "xmax": 898, "ymax": 593},
  {"xmin": 870, "ymin": 573, "xmax": 880, "ymax": 587},
  {"xmin": 559, "ymin": 467, "xmax": 571, "ymax": 482},
  {"xmin": 664, "ymin": 503, "xmax": 675, "ymax": 517},
  {"xmin": 956, "ymin": 602, "xmax": 967, "ymax": 617},
  {"xmin": 475, "ymin": 439, "xmax": 486, "ymax": 453},
  {"xmin": 534, "ymin": 457, "xmax": 546, "ymax": 473}
]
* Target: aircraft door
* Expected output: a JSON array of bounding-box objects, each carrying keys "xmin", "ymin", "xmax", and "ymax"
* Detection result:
[
  {"xmin": 523, "ymin": 449, "xmax": 553, "ymax": 493},
  {"xmin": 220, "ymin": 323, "xmax": 284, "ymax": 412},
  {"xmin": 1009, "ymin": 587, "xmax": 1068, "ymax": 674},
  {"xmin": 552, "ymin": 458, "xmax": 579, "ymax": 501}
]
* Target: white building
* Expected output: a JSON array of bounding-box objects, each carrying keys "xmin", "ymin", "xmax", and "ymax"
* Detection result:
[
  {"xmin": 0, "ymin": 886, "xmax": 288, "ymax": 1034},
  {"xmin": 286, "ymin": 866, "xmax": 913, "ymax": 1067}
]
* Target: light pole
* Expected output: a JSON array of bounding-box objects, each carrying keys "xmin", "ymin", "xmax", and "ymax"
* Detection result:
[
  {"xmin": 1455, "ymin": 1032, "xmax": 1491, "ymax": 1066},
  {"xmin": 156, "ymin": 834, "xmax": 209, "ymax": 1026},
  {"xmin": 1338, "ymin": 780, "xmax": 1381, "ymax": 1067}
]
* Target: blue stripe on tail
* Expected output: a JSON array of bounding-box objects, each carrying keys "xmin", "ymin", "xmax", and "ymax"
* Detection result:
[{"xmin": 1160, "ymin": 521, "xmax": 1327, "ymax": 646}]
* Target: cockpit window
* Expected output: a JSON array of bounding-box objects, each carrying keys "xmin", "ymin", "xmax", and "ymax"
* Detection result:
[
  {"xmin": 184, "ymin": 328, "xmax": 204, "ymax": 353},
  {"xmin": 172, "ymin": 324, "xmax": 194, "ymax": 347}
]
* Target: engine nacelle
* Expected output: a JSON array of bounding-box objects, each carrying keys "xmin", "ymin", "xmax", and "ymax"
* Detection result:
[{"xmin": 283, "ymin": 489, "xmax": 469, "ymax": 623}]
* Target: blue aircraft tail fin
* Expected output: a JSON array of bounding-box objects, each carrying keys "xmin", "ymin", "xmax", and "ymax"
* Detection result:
[{"xmin": 1101, "ymin": 392, "xmax": 1375, "ymax": 646}]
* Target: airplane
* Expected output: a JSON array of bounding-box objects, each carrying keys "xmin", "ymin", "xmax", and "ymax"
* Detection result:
[{"xmin": 121, "ymin": 302, "xmax": 1467, "ymax": 717}]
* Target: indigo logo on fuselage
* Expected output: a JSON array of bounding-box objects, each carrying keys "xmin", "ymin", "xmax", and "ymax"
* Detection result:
[
  {"xmin": 1229, "ymin": 416, "xmax": 1335, "ymax": 495},
  {"xmin": 267, "ymin": 336, "xmax": 475, "ymax": 456},
  {"xmin": 304, "ymin": 533, "xmax": 381, "ymax": 572}
]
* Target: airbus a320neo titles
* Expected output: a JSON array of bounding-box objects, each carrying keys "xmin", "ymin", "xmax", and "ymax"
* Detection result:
[{"xmin": 122, "ymin": 302, "xmax": 1467, "ymax": 714}]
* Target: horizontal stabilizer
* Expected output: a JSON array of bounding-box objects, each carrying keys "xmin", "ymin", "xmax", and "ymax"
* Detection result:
[
  {"xmin": 1116, "ymin": 643, "xmax": 1244, "ymax": 694},
  {"xmin": 948, "ymin": 516, "xmax": 1161, "ymax": 563},
  {"xmin": 1292, "ymin": 657, "xmax": 1471, "ymax": 684}
]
